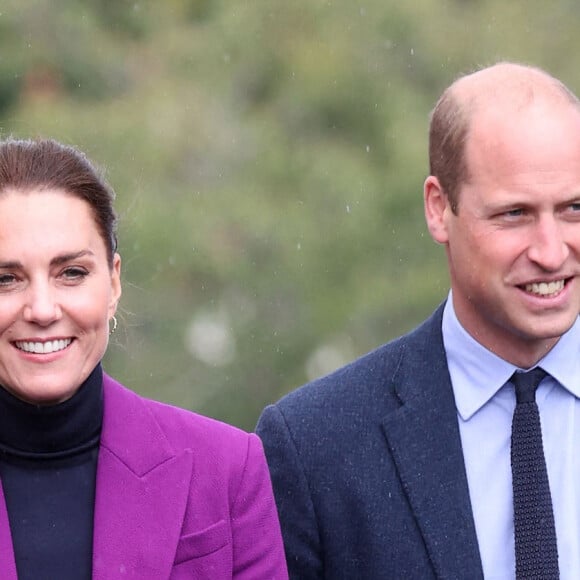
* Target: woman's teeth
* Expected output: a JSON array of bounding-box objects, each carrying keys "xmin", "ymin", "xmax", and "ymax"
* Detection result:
[{"xmin": 15, "ymin": 339, "xmax": 72, "ymax": 354}]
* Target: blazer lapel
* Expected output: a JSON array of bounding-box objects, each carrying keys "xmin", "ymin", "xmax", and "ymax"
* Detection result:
[
  {"xmin": 0, "ymin": 481, "xmax": 17, "ymax": 580},
  {"xmin": 381, "ymin": 307, "xmax": 484, "ymax": 580},
  {"xmin": 92, "ymin": 376, "xmax": 193, "ymax": 579}
]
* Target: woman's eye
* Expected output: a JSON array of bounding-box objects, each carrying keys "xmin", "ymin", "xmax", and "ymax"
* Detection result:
[
  {"xmin": 0, "ymin": 273, "xmax": 16, "ymax": 286},
  {"xmin": 61, "ymin": 267, "xmax": 88, "ymax": 280}
]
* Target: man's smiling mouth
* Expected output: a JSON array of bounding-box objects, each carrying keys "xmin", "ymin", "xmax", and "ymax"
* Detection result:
[{"xmin": 523, "ymin": 279, "xmax": 566, "ymax": 297}]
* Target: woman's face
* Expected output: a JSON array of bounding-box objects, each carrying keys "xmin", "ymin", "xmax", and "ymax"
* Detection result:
[{"xmin": 0, "ymin": 189, "xmax": 121, "ymax": 404}]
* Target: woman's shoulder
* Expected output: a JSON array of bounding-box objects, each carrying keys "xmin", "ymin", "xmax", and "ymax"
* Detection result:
[
  {"xmin": 102, "ymin": 373, "xmax": 257, "ymax": 459},
  {"xmin": 147, "ymin": 395, "xmax": 252, "ymax": 449}
]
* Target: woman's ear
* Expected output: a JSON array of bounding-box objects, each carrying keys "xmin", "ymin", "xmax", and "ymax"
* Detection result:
[
  {"xmin": 424, "ymin": 175, "xmax": 451, "ymax": 244},
  {"xmin": 109, "ymin": 253, "xmax": 122, "ymax": 315}
]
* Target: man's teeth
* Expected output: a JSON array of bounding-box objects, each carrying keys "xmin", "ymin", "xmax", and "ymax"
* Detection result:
[
  {"xmin": 16, "ymin": 339, "xmax": 72, "ymax": 354},
  {"xmin": 524, "ymin": 280, "xmax": 565, "ymax": 296}
]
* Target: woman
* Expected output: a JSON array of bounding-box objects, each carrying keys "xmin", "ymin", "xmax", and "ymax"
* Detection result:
[{"xmin": 0, "ymin": 138, "xmax": 288, "ymax": 579}]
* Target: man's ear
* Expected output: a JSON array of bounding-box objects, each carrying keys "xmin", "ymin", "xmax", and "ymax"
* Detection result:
[{"xmin": 424, "ymin": 175, "xmax": 451, "ymax": 244}]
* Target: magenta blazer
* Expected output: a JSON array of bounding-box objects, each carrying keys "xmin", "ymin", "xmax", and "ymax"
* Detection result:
[{"xmin": 0, "ymin": 374, "xmax": 288, "ymax": 579}]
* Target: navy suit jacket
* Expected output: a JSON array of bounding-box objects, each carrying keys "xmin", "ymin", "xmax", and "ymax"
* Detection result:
[{"xmin": 256, "ymin": 304, "xmax": 485, "ymax": 579}]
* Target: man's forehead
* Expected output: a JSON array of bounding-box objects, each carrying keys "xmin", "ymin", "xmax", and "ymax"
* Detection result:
[
  {"xmin": 451, "ymin": 63, "xmax": 572, "ymax": 114},
  {"xmin": 453, "ymin": 63, "xmax": 550, "ymax": 94}
]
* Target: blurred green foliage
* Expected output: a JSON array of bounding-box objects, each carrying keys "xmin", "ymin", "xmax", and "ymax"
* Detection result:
[{"xmin": 1, "ymin": 0, "xmax": 579, "ymax": 429}]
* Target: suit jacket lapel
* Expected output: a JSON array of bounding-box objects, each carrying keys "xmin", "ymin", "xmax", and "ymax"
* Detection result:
[
  {"xmin": 0, "ymin": 481, "xmax": 17, "ymax": 580},
  {"xmin": 92, "ymin": 375, "xmax": 193, "ymax": 579},
  {"xmin": 381, "ymin": 306, "xmax": 484, "ymax": 580}
]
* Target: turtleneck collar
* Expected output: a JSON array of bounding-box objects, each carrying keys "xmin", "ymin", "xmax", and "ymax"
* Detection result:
[{"xmin": 0, "ymin": 364, "xmax": 103, "ymax": 459}]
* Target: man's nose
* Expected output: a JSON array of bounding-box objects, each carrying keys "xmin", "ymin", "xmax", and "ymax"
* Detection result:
[{"xmin": 527, "ymin": 217, "xmax": 570, "ymax": 271}]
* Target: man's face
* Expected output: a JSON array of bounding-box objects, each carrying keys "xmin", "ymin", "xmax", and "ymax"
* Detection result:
[{"xmin": 441, "ymin": 101, "xmax": 580, "ymax": 366}]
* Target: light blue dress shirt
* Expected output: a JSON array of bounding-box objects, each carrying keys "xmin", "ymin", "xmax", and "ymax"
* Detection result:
[{"xmin": 442, "ymin": 294, "xmax": 580, "ymax": 579}]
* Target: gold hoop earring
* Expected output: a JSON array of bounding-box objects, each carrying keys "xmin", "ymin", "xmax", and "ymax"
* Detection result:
[{"xmin": 109, "ymin": 315, "xmax": 118, "ymax": 335}]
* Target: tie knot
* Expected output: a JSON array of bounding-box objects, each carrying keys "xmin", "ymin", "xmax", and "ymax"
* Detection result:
[{"xmin": 510, "ymin": 367, "xmax": 547, "ymax": 403}]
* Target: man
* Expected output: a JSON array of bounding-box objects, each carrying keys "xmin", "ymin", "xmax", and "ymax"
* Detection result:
[{"xmin": 256, "ymin": 62, "xmax": 580, "ymax": 579}]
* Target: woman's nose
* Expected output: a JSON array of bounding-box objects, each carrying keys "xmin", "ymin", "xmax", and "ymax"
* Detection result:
[{"xmin": 22, "ymin": 283, "xmax": 62, "ymax": 325}]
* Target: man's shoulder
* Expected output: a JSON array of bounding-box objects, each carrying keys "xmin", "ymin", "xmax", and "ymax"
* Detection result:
[{"xmin": 273, "ymin": 303, "xmax": 445, "ymax": 418}]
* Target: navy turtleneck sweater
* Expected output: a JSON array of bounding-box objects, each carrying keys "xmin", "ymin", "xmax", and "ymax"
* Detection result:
[{"xmin": 0, "ymin": 364, "xmax": 103, "ymax": 580}]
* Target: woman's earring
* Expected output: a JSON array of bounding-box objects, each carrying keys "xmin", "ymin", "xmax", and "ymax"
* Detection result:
[{"xmin": 109, "ymin": 315, "xmax": 118, "ymax": 335}]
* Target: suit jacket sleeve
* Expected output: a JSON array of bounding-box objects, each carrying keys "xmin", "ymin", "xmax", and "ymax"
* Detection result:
[
  {"xmin": 232, "ymin": 432, "xmax": 289, "ymax": 579},
  {"xmin": 256, "ymin": 404, "xmax": 322, "ymax": 580},
  {"xmin": 94, "ymin": 376, "xmax": 289, "ymax": 579}
]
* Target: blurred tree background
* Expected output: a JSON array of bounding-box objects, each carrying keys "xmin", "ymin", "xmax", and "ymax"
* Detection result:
[{"xmin": 0, "ymin": 0, "xmax": 579, "ymax": 429}]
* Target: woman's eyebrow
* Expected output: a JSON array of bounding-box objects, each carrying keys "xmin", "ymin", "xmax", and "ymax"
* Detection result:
[{"xmin": 50, "ymin": 250, "xmax": 95, "ymax": 266}]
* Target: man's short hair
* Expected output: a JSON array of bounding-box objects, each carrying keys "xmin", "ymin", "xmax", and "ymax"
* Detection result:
[{"xmin": 428, "ymin": 63, "xmax": 580, "ymax": 215}]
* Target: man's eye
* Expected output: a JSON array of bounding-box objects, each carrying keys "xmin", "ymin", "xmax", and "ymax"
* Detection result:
[{"xmin": 504, "ymin": 208, "xmax": 524, "ymax": 217}]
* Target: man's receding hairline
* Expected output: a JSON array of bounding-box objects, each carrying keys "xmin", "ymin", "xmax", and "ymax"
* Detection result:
[
  {"xmin": 427, "ymin": 62, "xmax": 580, "ymax": 215},
  {"xmin": 449, "ymin": 62, "xmax": 579, "ymax": 117}
]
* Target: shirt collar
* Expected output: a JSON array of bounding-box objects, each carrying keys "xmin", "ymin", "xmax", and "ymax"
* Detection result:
[
  {"xmin": 442, "ymin": 292, "xmax": 580, "ymax": 420},
  {"xmin": 539, "ymin": 317, "xmax": 580, "ymax": 399}
]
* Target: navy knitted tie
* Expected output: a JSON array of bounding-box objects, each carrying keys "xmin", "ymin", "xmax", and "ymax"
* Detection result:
[{"xmin": 510, "ymin": 368, "xmax": 559, "ymax": 579}]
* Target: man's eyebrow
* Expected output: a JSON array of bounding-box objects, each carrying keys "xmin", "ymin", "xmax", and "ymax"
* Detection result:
[{"xmin": 0, "ymin": 260, "xmax": 21, "ymax": 269}]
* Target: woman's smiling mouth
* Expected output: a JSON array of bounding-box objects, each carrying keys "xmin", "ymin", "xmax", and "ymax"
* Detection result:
[{"xmin": 14, "ymin": 338, "xmax": 73, "ymax": 354}]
